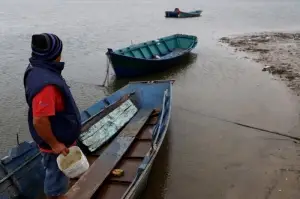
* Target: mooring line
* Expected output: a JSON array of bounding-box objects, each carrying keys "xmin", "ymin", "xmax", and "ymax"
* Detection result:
[
  {"xmin": 175, "ymin": 106, "xmax": 300, "ymax": 142},
  {"xmin": 100, "ymin": 57, "xmax": 110, "ymax": 87}
]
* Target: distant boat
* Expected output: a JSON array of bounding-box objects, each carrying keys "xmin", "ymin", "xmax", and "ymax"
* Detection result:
[
  {"xmin": 165, "ymin": 8, "xmax": 202, "ymax": 18},
  {"xmin": 106, "ymin": 34, "xmax": 197, "ymax": 78},
  {"xmin": 0, "ymin": 80, "xmax": 173, "ymax": 199}
]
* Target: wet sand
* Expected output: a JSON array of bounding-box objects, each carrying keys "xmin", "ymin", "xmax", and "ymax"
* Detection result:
[
  {"xmin": 209, "ymin": 31, "xmax": 300, "ymax": 198},
  {"xmin": 143, "ymin": 109, "xmax": 300, "ymax": 199},
  {"xmin": 220, "ymin": 32, "xmax": 300, "ymax": 95}
]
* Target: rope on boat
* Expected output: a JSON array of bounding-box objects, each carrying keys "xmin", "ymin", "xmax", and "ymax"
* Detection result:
[
  {"xmin": 176, "ymin": 106, "xmax": 300, "ymax": 142},
  {"xmin": 100, "ymin": 57, "xmax": 110, "ymax": 87},
  {"xmin": 228, "ymin": 121, "xmax": 300, "ymax": 142},
  {"xmin": 16, "ymin": 125, "xmax": 20, "ymax": 145}
]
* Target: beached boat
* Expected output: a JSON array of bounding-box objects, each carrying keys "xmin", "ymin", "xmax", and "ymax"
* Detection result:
[
  {"xmin": 165, "ymin": 8, "xmax": 202, "ymax": 18},
  {"xmin": 0, "ymin": 80, "xmax": 173, "ymax": 199},
  {"xmin": 106, "ymin": 34, "xmax": 197, "ymax": 78}
]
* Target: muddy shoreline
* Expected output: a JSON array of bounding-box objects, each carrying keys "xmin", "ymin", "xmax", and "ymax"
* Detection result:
[{"xmin": 220, "ymin": 32, "xmax": 300, "ymax": 95}]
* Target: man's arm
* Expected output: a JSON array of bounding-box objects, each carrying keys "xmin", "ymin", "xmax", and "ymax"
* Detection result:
[
  {"xmin": 33, "ymin": 116, "xmax": 69, "ymax": 155},
  {"xmin": 32, "ymin": 85, "xmax": 69, "ymax": 155}
]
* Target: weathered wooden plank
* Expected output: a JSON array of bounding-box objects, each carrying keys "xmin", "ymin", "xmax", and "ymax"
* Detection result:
[
  {"xmin": 80, "ymin": 100, "xmax": 138, "ymax": 152},
  {"xmin": 119, "ymin": 110, "xmax": 153, "ymax": 137},
  {"xmin": 67, "ymin": 109, "xmax": 153, "ymax": 199},
  {"xmin": 67, "ymin": 137, "xmax": 134, "ymax": 199},
  {"xmin": 83, "ymin": 103, "xmax": 131, "ymax": 145},
  {"xmin": 80, "ymin": 100, "xmax": 134, "ymax": 142},
  {"xmin": 80, "ymin": 93, "xmax": 133, "ymax": 132},
  {"xmin": 88, "ymin": 105, "xmax": 138, "ymax": 152},
  {"xmin": 80, "ymin": 100, "xmax": 132, "ymax": 141}
]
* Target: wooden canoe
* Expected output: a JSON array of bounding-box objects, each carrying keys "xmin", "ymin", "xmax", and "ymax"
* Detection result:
[
  {"xmin": 106, "ymin": 34, "xmax": 197, "ymax": 78},
  {"xmin": 165, "ymin": 9, "xmax": 202, "ymax": 18},
  {"xmin": 0, "ymin": 80, "xmax": 173, "ymax": 199}
]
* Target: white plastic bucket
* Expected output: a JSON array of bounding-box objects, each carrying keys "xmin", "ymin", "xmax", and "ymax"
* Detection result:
[{"xmin": 57, "ymin": 146, "xmax": 89, "ymax": 178}]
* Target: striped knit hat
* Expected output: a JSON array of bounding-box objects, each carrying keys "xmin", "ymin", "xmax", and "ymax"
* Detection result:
[{"xmin": 31, "ymin": 33, "xmax": 63, "ymax": 61}]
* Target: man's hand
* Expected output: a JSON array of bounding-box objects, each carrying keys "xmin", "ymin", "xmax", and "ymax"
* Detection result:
[{"xmin": 51, "ymin": 142, "xmax": 70, "ymax": 156}]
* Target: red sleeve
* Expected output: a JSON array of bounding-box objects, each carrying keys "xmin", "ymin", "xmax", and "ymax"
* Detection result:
[{"xmin": 32, "ymin": 85, "xmax": 61, "ymax": 117}]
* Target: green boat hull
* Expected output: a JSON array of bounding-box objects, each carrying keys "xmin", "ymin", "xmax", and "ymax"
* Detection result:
[{"xmin": 106, "ymin": 34, "xmax": 197, "ymax": 78}]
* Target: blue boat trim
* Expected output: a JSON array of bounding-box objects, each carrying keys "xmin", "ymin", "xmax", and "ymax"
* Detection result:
[{"xmin": 153, "ymin": 89, "xmax": 169, "ymax": 146}]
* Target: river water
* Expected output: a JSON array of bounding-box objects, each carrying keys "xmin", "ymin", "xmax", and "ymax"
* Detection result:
[{"xmin": 1, "ymin": 0, "xmax": 300, "ymax": 198}]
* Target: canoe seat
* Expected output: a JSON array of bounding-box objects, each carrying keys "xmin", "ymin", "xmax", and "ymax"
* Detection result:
[{"xmin": 159, "ymin": 48, "xmax": 186, "ymax": 59}]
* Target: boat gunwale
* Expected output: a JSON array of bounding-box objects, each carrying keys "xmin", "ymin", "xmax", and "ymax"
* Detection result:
[{"xmin": 122, "ymin": 81, "xmax": 173, "ymax": 199}]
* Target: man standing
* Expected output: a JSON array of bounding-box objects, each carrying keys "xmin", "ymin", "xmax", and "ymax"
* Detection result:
[{"xmin": 23, "ymin": 33, "xmax": 81, "ymax": 199}]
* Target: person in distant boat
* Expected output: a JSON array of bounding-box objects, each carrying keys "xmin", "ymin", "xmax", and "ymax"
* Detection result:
[
  {"xmin": 174, "ymin": 8, "xmax": 181, "ymax": 14},
  {"xmin": 23, "ymin": 33, "xmax": 81, "ymax": 199}
]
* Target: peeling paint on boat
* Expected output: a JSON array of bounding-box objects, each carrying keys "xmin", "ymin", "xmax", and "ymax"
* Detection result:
[
  {"xmin": 88, "ymin": 105, "xmax": 138, "ymax": 152},
  {"xmin": 80, "ymin": 99, "xmax": 138, "ymax": 152},
  {"xmin": 80, "ymin": 100, "xmax": 132, "ymax": 141}
]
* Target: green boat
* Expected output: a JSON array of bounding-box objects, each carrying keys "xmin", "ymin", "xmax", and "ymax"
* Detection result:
[
  {"xmin": 106, "ymin": 34, "xmax": 197, "ymax": 78},
  {"xmin": 165, "ymin": 8, "xmax": 202, "ymax": 18}
]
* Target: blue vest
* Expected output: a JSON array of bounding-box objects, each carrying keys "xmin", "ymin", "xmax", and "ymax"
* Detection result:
[{"xmin": 24, "ymin": 58, "xmax": 81, "ymax": 150}]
